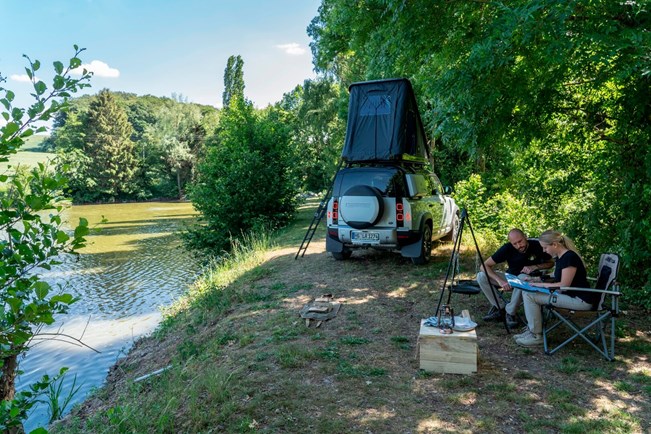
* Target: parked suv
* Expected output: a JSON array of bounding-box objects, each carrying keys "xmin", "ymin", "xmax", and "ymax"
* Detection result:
[{"xmin": 325, "ymin": 163, "xmax": 459, "ymax": 264}]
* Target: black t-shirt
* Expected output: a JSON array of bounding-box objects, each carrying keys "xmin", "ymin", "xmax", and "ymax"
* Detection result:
[
  {"xmin": 491, "ymin": 239, "xmax": 552, "ymax": 274},
  {"xmin": 554, "ymin": 250, "xmax": 596, "ymax": 305}
]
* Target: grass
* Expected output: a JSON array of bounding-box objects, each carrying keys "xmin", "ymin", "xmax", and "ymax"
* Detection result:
[
  {"xmin": 45, "ymin": 371, "xmax": 83, "ymax": 424},
  {"xmin": 0, "ymin": 135, "xmax": 51, "ymax": 172},
  {"xmin": 53, "ymin": 199, "xmax": 651, "ymax": 433}
]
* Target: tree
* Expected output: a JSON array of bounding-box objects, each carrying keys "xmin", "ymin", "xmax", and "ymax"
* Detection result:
[
  {"xmin": 50, "ymin": 93, "xmax": 218, "ymax": 202},
  {"xmin": 222, "ymin": 55, "xmax": 245, "ymax": 107},
  {"xmin": 308, "ymin": 0, "xmax": 651, "ymax": 307},
  {"xmin": 187, "ymin": 96, "xmax": 299, "ymax": 254},
  {"xmin": 84, "ymin": 89, "xmax": 138, "ymax": 201},
  {"xmin": 279, "ymin": 77, "xmax": 346, "ymax": 192},
  {"xmin": 1, "ymin": 46, "xmax": 91, "ymax": 431}
]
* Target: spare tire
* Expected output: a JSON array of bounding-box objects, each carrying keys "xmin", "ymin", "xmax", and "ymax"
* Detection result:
[{"xmin": 339, "ymin": 185, "xmax": 384, "ymax": 229}]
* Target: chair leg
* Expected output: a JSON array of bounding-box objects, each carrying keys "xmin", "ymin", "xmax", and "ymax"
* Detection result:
[
  {"xmin": 544, "ymin": 310, "xmax": 615, "ymax": 361},
  {"xmin": 609, "ymin": 315, "xmax": 616, "ymax": 360}
]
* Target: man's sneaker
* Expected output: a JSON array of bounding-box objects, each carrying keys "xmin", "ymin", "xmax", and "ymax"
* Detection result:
[
  {"xmin": 483, "ymin": 306, "xmax": 503, "ymax": 321},
  {"xmin": 506, "ymin": 314, "xmax": 519, "ymax": 329},
  {"xmin": 515, "ymin": 330, "xmax": 543, "ymax": 347}
]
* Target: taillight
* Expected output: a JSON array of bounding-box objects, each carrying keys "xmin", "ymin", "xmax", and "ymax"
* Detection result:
[
  {"xmin": 332, "ymin": 200, "xmax": 339, "ymax": 224},
  {"xmin": 396, "ymin": 201, "xmax": 404, "ymax": 227}
]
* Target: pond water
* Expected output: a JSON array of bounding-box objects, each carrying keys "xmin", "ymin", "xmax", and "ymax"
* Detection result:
[{"xmin": 15, "ymin": 201, "xmax": 199, "ymax": 431}]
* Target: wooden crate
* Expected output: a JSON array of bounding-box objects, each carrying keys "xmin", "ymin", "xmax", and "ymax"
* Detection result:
[{"xmin": 418, "ymin": 319, "xmax": 477, "ymax": 374}]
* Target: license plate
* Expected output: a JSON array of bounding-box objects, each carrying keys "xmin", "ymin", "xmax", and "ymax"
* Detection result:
[{"xmin": 351, "ymin": 231, "xmax": 380, "ymax": 244}]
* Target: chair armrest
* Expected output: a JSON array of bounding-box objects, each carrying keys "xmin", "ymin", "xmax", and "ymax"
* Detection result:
[{"xmin": 559, "ymin": 286, "xmax": 621, "ymax": 296}]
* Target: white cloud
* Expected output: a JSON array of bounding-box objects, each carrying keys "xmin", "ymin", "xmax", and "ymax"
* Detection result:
[
  {"xmin": 72, "ymin": 60, "xmax": 120, "ymax": 78},
  {"xmin": 275, "ymin": 43, "xmax": 307, "ymax": 56},
  {"xmin": 10, "ymin": 74, "xmax": 34, "ymax": 82}
]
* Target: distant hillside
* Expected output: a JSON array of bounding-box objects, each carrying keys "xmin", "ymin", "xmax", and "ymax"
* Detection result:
[
  {"xmin": 21, "ymin": 134, "xmax": 49, "ymax": 151},
  {"xmin": 0, "ymin": 135, "xmax": 53, "ymax": 171}
]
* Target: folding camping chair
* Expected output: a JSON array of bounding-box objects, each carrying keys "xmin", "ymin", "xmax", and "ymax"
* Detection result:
[{"xmin": 543, "ymin": 253, "xmax": 621, "ymax": 361}]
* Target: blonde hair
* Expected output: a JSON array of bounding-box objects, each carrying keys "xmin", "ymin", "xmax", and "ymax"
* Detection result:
[{"xmin": 540, "ymin": 230, "xmax": 584, "ymax": 264}]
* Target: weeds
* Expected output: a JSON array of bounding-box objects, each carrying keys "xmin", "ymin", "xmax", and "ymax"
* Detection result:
[
  {"xmin": 276, "ymin": 344, "xmax": 316, "ymax": 368},
  {"xmin": 337, "ymin": 360, "xmax": 386, "ymax": 377},
  {"xmin": 513, "ymin": 370, "xmax": 535, "ymax": 380},
  {"xmin": 43, "ymin": 370, "xmax": 83, "ymax": 423},
  {"xmin": 614, "ymin": 380, "xmax": 634, "ymax": 392},
  {"xmin": 559, "ymin": 356, "xmax": 582, "ymax": 374},
  {"xmin": 339, "ymin": 336, "xmax": 370, "ymax": 345},
  {"xmin": 561, "ymin": 408, "xmax": 642, "ymax": 433},
  {"xmin": 390, "ymin": 335, "xmax": 411, "ymax": 350}
]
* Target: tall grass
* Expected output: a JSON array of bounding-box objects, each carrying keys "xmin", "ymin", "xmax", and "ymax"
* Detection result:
[
  {"xmin": 161, "ymin": 230, "xmax": 274, "ymax": 324},
  {"xmin": 43, "ymin": 371, "xmax": 82, "ymax": 423}
]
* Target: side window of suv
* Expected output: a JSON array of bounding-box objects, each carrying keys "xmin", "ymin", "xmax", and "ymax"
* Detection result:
[
  {"xmin": 430, "ymin": 175, "xmax": 444, "ymax": 195},
  {"xmin": 387, "ymin": 171, "xmax": 407, "ymax": 197}
]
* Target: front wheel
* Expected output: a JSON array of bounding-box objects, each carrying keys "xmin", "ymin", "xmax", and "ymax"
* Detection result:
[{"xmin": 411, "ymin": 224, "xmax": 432, "ymax": 265}]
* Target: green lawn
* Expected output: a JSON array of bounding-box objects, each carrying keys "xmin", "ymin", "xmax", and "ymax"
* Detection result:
[{"xmin": 0, "ymin": 135, "xmax": 53, "ymax": 171}]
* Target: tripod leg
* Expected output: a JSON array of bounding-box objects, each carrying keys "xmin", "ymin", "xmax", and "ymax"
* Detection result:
[
  {"xmin": 464, "ymin": 212, "xmax": 511, "ymax": 334},
  {"xmin": 435, "ymin": 211, "xmax": 466, "ymax": 315}
]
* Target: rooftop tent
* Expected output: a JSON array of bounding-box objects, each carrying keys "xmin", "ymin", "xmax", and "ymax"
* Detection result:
[{"xmin": 341, "ymin": 78, "xmax": 430, "ymax": 163}]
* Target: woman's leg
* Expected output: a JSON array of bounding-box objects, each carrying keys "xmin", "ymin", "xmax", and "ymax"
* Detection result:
[
  {"xmin": 523, "ymin": 292, "xmax": 549, "ymax": 334},
  {"xmin": 523, "ymin": 291, "xmax": 593, "ymax": 334}
]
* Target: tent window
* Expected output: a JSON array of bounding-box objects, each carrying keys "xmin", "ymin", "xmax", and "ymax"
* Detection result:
[{"xmin": 360, "ymin": 95, "xmax": 391, "ymax": 116}]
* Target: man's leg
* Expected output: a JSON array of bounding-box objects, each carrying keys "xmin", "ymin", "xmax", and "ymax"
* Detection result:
[
  {"xmin": 504, "ymin": 273, "xmax": 529, "ymax": 315},
  {"xmin": 504, "ymin": 288, "xmax": 522, "ymax": 315},
  {"xmin": 477, "ymin": 271, "xmax": 505, "ymax": 309}
]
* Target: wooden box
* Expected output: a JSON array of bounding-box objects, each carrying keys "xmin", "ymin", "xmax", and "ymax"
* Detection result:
[{"xmin": 418, "ymin": 319, "xmax": 477, "ymax": 374}]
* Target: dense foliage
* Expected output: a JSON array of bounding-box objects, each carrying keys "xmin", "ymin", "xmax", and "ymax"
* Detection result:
[
  {"xmin": 47, "ymin": 91, "xmax": 218, "ymax": 202},
  {"xmin": 308, "ymin": 0, "xmax": 651, "ymax": 308},
  {"xmin": 222, "ymin": 55, "xmax": 245, "ymax": 108},
  {"xmin": 1, "ymin": 47, "xmax": 91, "ymax": 430},
  {"xmin": 278, "ymin": 77, "xmax": 346, "ymax": 193},
  {"xmin": 186, "ymin": 60, "xmax": 300, "ymax": 254}
]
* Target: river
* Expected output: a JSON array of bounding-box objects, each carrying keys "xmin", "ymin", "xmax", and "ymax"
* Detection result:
[{"xmin": 15, "ymin": 201, "xmax": 199, "ymax": 432}]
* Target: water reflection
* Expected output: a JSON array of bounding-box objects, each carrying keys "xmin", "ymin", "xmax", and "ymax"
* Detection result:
[{"xmin": 16, "ymin": 202, "xmax": 198, "ymax": 431}]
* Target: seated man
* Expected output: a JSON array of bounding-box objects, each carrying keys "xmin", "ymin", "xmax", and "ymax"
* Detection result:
[{"xmin": 477, "ymin": 228, "xmax": 553, "ymax": 328}]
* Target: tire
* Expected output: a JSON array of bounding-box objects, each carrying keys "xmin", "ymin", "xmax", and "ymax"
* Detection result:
[
  {"xmin": 411, "ymin": 224, "xmax": 433, "ymax": 265},
  {"xmin": 339, "ymin": 185, "xmax": 384, "ymax": 229},
  {"xmin": 441, "ymin": 211, "xmax": 460, "ymax": 242},
  {"xmin": 332, "ymin": 250, "xmax": 352, "ymax": 260}
]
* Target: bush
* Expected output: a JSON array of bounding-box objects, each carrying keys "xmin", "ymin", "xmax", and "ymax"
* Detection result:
[{"xmin": 186, "ymin": 99, "xmax": 299, "ymax": 255}]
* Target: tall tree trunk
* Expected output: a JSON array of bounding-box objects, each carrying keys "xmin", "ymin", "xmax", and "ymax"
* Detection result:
[
  {"xmin": 177, "ymin": 170, "xmax": 182, "ymax": 199},
  {"xmin": 2, "ymin": 352, "xmax": 27, "ymax": 433},
  {"xmin": 1, "ymin": 353, "xmax": 18, "ymax": 401}
]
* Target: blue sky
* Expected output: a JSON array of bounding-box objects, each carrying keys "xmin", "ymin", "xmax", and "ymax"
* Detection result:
[{"xmin": 0, "ymin": 0, "xmax": 321, "ymax": 110}]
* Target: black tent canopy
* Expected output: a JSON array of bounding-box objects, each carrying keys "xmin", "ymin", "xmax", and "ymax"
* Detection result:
[{"xmin": 341, "ymin": 78, "xmax": 430, "ymax": 163}]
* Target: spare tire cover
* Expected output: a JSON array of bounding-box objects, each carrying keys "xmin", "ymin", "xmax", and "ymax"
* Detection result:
[{"xmin": 339, "ymin": 185, "xmax": 384, "ymax": 229}]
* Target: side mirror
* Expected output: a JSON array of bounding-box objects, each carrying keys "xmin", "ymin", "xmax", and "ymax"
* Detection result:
[{"xmin": 444, "ymin": 186, "xmax": 453, "ymax": 195}]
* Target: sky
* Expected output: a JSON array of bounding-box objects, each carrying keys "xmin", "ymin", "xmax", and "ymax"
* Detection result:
[{"xmin": 0, "ymin": 0, "xmax": 321, "ymax": 111}]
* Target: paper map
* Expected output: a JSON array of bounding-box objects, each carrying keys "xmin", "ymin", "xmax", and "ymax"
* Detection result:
[{"xmin": 505, "ymin": 273, "xmax": 552, "ymax": 294}]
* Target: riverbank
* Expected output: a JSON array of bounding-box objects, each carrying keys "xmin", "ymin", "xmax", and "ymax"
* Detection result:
[{"xmin": 54, "ymin": 200, "xmax": 651, "ymax": 433}]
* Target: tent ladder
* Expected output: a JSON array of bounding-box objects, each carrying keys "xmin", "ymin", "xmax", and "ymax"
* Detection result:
[{"xmin": 295, "ymin": 160, "xmax": 344, "ymax": 259}]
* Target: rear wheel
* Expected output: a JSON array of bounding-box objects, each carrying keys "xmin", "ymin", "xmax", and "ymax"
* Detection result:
[
  {"xmin": 332, "ymin": 250, "xmax": 352, "ymax": 260},
  {"xmin": 411, "ymin": 224, "xmax": 432, "ymax": 265}
]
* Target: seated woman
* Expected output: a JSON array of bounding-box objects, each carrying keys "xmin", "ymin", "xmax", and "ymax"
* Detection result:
[{"xmin": 514, "ymin": 230, "xmax": 593, "ymax": 347}]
